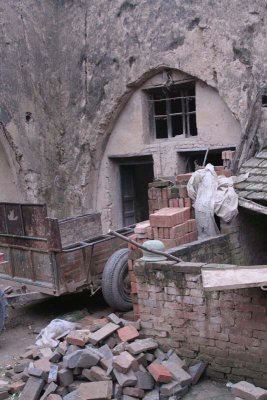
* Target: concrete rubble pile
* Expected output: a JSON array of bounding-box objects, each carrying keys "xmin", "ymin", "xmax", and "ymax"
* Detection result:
[{"xmin": 0, "ymin": 313, "xmax": 207, "ymax": 400}]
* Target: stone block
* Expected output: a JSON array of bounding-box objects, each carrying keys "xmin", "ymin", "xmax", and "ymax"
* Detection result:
[
  {"xmin": 135, "ymin": 371, "xmax": 154, "ymax": 390},
  {"xmin": 126, "ymin": 339, "xmax": 158, "ymax": 355},
  {"xmin": 117, "ymin": 326, "xmax": 139, "ymax": 342},
  {"xmin": 113, "ymin": 369, "xmax": 137, "ymax": 387},
  {"xmin": 78, "ymin": 381, "xmax": 113, "ymax": 399},
  {"xmin": 47, "ymin": 395, "xmax": 62, "ymax": 400},
  {"xmin": 189, "ymin": 362, "xmax": 207, "ymax": 385},
  {"xmin": 66, "ymin": 330, "xmax": 90, "ymax": 347},
  {"xmin": 88, "ymin": 323, "xmax": 119, "ymax": 345},
  {"xmin": 113, "ymin": 351, "xmax": 138, "ymax": 373},
  {"xmin": 162, "ymin": 360, "xmax": 192, "ymax": 386},
  {"xmin": 40, "ymin": 382, "xmax": 58, "ymax": 400},
  {"xmin": 63, "ymin": 349, "xmax": 100, "ymax": 369},
  {"xmin": 58, "ymin": 369, "xmax": 73, "ymax": 387},
  {"xmin": 231, "ymin": 381, "xmax": 267, "ymax": 400},
  {"xmin": 143, "ymin": 389, "xmax": 160, "ymax": 400},
  {"xmin": 90, "ymin": 366, "xmax": 111, "ymax": 381},
  {"xmin": 123, "ymin": 387, "xmax": 144, "ymax": 398},
  {"xmin": 34, "ymin": 358, "xmax": 51, "ymax": 373},
  {"xmin": 160, "ymin": 380, "xmax": 183, "ymax": 397},
  {"xmin": 147, "ymin": 362, "xmax": 173, "ymax": 383},
  {"xmin": 58, "ymin": 341, "xmax": 68, "ymax": 356},
  {"xmin": 20, "ymin": 377, "xmax": 45, "ymax": 400},
  {"xmin": 98, "ymin": 344, "xmax": 113, "ymax": 360},
  {"xmin": 9, "ymin": 380, "xmax": 26, "ymax": 394},
  {"xmin": 107, "ymin": 313, "xmax": 122, "ymax": 326}
]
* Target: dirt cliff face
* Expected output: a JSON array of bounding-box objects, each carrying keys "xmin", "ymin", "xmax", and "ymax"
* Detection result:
[{"xmin": 0, "ymin": 0, "xmax": 266, "ymax": 217}]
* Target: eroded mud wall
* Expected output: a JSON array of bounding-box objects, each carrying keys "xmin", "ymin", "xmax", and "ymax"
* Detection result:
[{"xmin": 0, "ymin": 1, "xmax": 266, "ymax": 217}]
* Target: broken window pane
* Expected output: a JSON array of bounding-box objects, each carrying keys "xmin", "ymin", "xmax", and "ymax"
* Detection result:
[{"xmin": 155, "ymin": 117, "xmax": 168, "ymax": 138}]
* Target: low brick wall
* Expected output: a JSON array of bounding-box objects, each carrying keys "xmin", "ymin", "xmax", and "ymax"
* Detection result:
[{"xmin": 134, "ymin": 260, "xmax": 267, "ymax": 388}]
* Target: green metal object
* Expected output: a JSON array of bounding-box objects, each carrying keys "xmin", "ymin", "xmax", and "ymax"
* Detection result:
[{"xmin": 140, "ymin": 240, "xmax": 167, "ymax": 262}]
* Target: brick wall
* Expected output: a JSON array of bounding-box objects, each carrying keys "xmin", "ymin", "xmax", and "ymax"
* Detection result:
[
  {"xmin": 134, "ymin": 260, "xmax": 267, "ymax": 388},
  {"xmin": 221, "ymin": 208, "xmax": 267, "ymax": 265}
]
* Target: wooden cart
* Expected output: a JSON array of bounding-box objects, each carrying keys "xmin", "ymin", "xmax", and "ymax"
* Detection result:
[{"xmin": 0, "ymin": 202, "xmax": 134, "ymax": 330}]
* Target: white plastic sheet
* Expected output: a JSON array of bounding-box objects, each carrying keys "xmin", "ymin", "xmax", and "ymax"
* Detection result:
[
  {"xmin": 187, "ymin": 164, "xmax": 238, "ymax": 239},
  {"xmin": 35, "ymin": 319, "xmax": 77, "ymax": 348}
]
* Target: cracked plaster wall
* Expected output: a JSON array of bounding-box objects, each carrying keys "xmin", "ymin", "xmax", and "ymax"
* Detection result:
[{"xmin": 0, "ymin": 0, "xmax": 266, "ymax": 222}]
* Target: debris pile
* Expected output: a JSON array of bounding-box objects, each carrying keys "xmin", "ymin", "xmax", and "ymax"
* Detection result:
[
  {"xmin": 231, "ymin": 381, "xmax": 267, "ymax": 400},
  {"xmin": 0, "ymin": 314, "xmax": 207, "ymax": 400}
]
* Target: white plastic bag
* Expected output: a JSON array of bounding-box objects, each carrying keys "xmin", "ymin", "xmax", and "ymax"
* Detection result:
[{"xmin": 35, "ymin": 319, "xmax": 77, "ymax": 348}]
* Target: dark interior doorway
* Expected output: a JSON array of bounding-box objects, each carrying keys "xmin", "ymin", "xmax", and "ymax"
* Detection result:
[{"xmin": 117, "ymin": 156, "xmax": 154, "ymax": 226}]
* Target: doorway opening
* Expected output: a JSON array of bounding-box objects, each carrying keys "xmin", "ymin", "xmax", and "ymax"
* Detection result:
[{"xmin": 112, "ymin": 156, "xmax": 154, "ymax": 226}]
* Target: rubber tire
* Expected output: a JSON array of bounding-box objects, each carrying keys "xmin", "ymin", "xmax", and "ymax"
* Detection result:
[
  {"xmin": 0, "ymin": 290, "xmax": 8, "ymax": 332},
  {"xmin": 102, "ymin": 248, "xmax": 132, "ymax": 311}
]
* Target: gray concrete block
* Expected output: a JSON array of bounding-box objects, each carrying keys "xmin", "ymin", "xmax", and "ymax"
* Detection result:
[{"xmin": 113, "ymin": 369, "xmax": 137, "ymax": 387}]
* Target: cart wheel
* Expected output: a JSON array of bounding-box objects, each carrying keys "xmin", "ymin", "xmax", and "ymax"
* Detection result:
[
  {"xmin": 102, "ymin": 248, "xmax": 132, "ymax": 311},
  {"xmin": 0, "ymin": 290, "xmax": 8, "ymax": 332}
]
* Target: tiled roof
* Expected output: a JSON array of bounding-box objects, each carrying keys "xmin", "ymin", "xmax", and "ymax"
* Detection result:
[{"xmin": 236, "ymin": 149, "xmax": 267, "ymax": 200}]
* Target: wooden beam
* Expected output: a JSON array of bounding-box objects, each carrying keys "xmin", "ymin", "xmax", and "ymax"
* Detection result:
[{"xmin": 202, "ymin": 264, "xmax": 267, "ymax": 291}]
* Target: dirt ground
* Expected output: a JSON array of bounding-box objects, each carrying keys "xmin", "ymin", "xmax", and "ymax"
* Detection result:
[{"xmin": 0, "ymin": 289, "xmax": 234, "ymax": 399}]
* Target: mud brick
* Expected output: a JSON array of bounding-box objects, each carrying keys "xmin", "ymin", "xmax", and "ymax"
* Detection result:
[
  {"xmin": 78, "ymin": 381, "xmax": 113, "ymax": 399},
  {"xmin": 113, "ymin": 351, "xmax": 138, "ymax": 373},
  {"xmin": 58, "ymin": 341, "xmax": 68, "ymax": 356},
  {"xmin": 161, "ymin": 188, "xmax": 168, "ymax": 199},
  {"xmin": 39, "ymin": 347, "xmax": 54, "ymax": 359},
  {"xmin": 47, "ymin": 395, "xmax": 62, "ymax": 400},
  {"xmin": 34, "ymin": 358, "xmax": 51, "ymax": 373},
  {"xmin": 231, "ymin": 381, "xmax": 267, "ymax": 400},
  {"xmin": 0, "ymin": 391, "xmax": 9, "ymax": 400},
  {"xmin": 88, "ymin": 323, "xmax": 119, "ymax": 345},
  {"xmin": 123, "ymin": 387, "xmax": 145, "ymax": 398},
  {"xmin": 184, "ymin": 197, "xmax": 192, "ymax": 208},
  {"xmin": 163, "ymin": 228, "xmax": 170, "ymax": 239},
  {"xmin": 147, "ymin": 362, "xmax": 172, "ymax": 383},
  {"xmin": 150, "ymin": 207, "xmax": 190, "ymax": 228},
  {"xmin": 113, "ymin": 369, "xmax": 137, "ymax": 387},
  {"xmin": 48, "ymin": 365, "xmax": 59, "ymax": 383},
  {"xmin": 90, "ymin": 366, "xmax": 111, "ymax": 381},
  {"xmin": 160, "ymin": 239, "xmax": 178, "ymax": 249},
  {"xmin": 146, "ymin": 227, "xmax": 153, "ymax": 239},
  {"xmin": 66, "ymin": 330, "xmax": 90, "ymax": 347},
  {"xmin": 189, "ymin": 362, "xmax": 207, "ymax": 385},
  {"xmin": 58, "ymin": 369, "xmax": 73, "ymax": 387},
  {"xmin": 178, "ymin": 198, "xmax": 184, "ymax": 207},
  {"xmin": 167, "ymin": 187, "xmax": 179, "ymax": 199},
  {"xmin": 118, "ymin": 325, "xmax": 139, "ymax": 342},
  {"xmin": 98, "ymin": 344, "xmax": 113, "ymax": 360},
  {"xmin": 188, "ymin": 219, "xmax": 196, "ymax": 232},
  {"xmin": 20, "ymin": 377, "xmax": 45, "ymax": 400},
  {"xmin": 169, "ymin": 199, "xmax": 174, "ymax": 207},
  {"xmin": 40, "ymin": 382, "xmax": 58, "ymax": 400},
  {"xmin": 189, "ymin": 231, "xmax": 197, "ymax": 241},
  {"xmin": 176, "ymin": 173, "xmax": 192, "ymax": 184},
  {"xmin": 152, "ymin": 227, "xmax": 159, "ymax": 239},
  {"xmin": 158, "ymin": 227, "xmax": 164, "ymax": 238},
  {"xmin": 160, "ymin": 381, "xmax": 184, "ymax": 397},
  {"xmin": 9, "ymin": 380, "xmax": 26, "ymax": 393},
  {"xmin": 170, "ymin": 221, "xmax": 189, "ymax": 239},
  {"xmin": 63, "ymin": 349, "xmax": 100, "ymax": 369},
  {"xmin": 177, "ymin": 186, "xmax": 188, "ymax": 198},
  {"xmin": 127, "ymin": 339, "xmax": 158, "ymax": 355},
  {"xmin": 14, "ymin": 359, "xmax": 31, "ymax": 373},
  {"xmin": 162, "ymin": 360, "xmax": 192, "ymax": 387},
  {"xmin": 134, "ymin": 221, "xmax": 150, "ymax": 234}
]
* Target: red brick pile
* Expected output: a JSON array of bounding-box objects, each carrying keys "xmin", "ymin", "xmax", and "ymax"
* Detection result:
[{"xmin": 0, "ymin": 313, "xmax": 207, "ymax": 400}]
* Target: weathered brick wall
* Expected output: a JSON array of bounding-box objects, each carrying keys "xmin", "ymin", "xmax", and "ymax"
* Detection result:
[
  {"xmin": 134, "ymin": 261, "xmax": 267, "ymax": 388},
  {"xmin": 221, "ymin": 209, "xmax": 267, "ymax": 266},
  {"xmin": 129, "ymin": 234, "xmax": 236, "ymax": 319}
]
